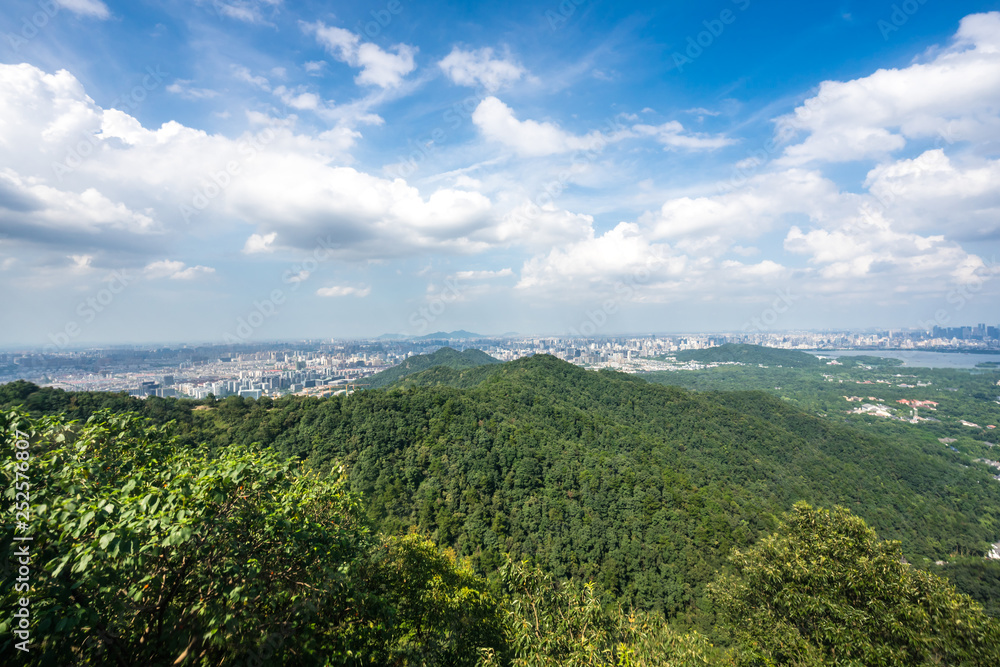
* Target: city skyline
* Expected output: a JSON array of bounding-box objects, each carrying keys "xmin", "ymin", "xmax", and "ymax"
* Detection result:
[{"xmin": 2, "ymin": 1, "xmax": 1000, "ymax": 345}]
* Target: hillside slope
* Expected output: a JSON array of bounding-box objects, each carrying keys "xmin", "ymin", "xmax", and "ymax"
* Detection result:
[
  {"xmin": 674, "ymin": 343, "xmax": 822, "ymax": 368},
  {"xmin": 189, "ymin": 355, "xmax": 1000, "ymax": 620},
  {"xmin": 364, "ymin": 347, "xmax": 500, "ymax": 389}
]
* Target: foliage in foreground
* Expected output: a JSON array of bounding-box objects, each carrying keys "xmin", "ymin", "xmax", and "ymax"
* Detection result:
[
  {"xmin": 3, "ymin": 409, "xmax": 999, "ymax": 666},
  {"xmin": 485, "ymin": 558, "xmax": 729, "ymax": 667},
  {"xmin": 0, "ymin": 410, "xmax": 503, "ymax": 666},
  {"xmin": 711, "ymin": 502, "xmax": 1000, "ymax": 666}
]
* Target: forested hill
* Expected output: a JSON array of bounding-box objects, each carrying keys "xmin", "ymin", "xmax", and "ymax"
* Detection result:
[
  {"xmin": 4, "ymin": 355, "xmax": 1000, "ymax": 624},
  {"xmin": 674, "ymin": 343, "xmax": 823, "ymax": 367},
  {"xmin": 364, "ymin": 346, "xmax": 500, "ymax": 389}
]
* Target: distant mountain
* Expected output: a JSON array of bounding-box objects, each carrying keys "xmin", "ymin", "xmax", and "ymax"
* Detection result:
[
  {"xmin": 364, "ymin": 347, "xmax": 501, "ymax": 389},
  {"xmin": 416, "ymin": 330, "xmax": 486, "ymax": 340},
  {"xmin": 675, "ymin": 343, "xmax": 823, "ymax": 368},
  {"xmin": 377, "ymin": 330, "xmax": 488, "ymax": 340}
]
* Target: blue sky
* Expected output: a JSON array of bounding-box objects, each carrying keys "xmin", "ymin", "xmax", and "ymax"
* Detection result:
[{"xmin": 1, "ymin": 0, "xmax": 999, "ymax": 346}]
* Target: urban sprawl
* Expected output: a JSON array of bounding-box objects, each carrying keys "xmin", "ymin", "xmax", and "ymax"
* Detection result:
[{"xmin": 3, "ymin": 325, "xmax": 999, "ymax": 399}]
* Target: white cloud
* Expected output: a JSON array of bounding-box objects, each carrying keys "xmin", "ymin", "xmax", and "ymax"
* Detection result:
[
  {"xmin": 210, "ymin": 0, "xmax": 282, "ymax": 24},
  {"xmin": 317, "ymin": 284, "xmax": 371, "ymax": 297},
  {"xmin": 0, "ymin": 169, "xmax": 157, "ymax": 237},
  {"xmin": 863, "ymin": 149, "xmax": 1000, "ymax": 239},
  {"xmin": 777, "ymin": 12, "xmax": 1000, "ymax": 165},
  {"xmin": 517, "ymin": 222, "xmax": 675, "ymax": 291},
  {"xmin": 438, "ymin": 47, "xmax": 525, "ymax": 92},
  {"xmin": 303, "ymin": 22, "xmax": 417, "ymax": 89},
  {"xmin": 0, "ymin": 62, "xmax": 498, "ymax": 267},
  {"xmin": 233, "ymin": 65, "xmax": 271, "ymax": 90},
  {"xmin": 454, "ymin": 268, "xmax": 514, "ymax": 280},
  {"xmin": 144, "ymin": 260, "xmax": 215, "ymax": 280},
  {"xmin": 487, "ymin": 203, "xmax": 594, "ymax": 249},
  {"xmin": 243, "ymin": 232, "xmax": 277, "ymax": 254},
  {"xmin": 631, "ymin": 121, "xmax": 734, "ymax": 150},
  {"xmin": 472, "ymin": 98, "xmax": 732, "ymax": 157},
  {"xmin": 166, "ymin": 80, "xmax": 219, "ymax": 100},
  {"xmin": 646, "ymin": 169, "xmax": 843, "ymax": 242},
  {"xmin": 56, "ymin": 0, "xmax": 110, "ymax": 19},
  {"xmin": 273, "ymin": 85, "xmax": 320, "ymax": 110},
  {"xmin": 472, "ymin": 97, "xmax": 608, "ymax": 157}
]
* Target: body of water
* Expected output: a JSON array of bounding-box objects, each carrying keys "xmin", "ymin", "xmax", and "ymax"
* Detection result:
[{"xmin": 807, "ymin": 349, "xmax": 1000, "ymax": 369}]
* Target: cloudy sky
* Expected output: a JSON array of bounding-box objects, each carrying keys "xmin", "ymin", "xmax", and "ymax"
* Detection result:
[{"xmin": 1, "ymin": 0, "xmax": 999, "ymax": 346}]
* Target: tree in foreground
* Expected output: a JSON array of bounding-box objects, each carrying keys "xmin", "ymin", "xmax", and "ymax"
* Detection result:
[
  {"xmin": 710, "ymin": 502, "xmax": 1000, "ymax": 666},
  {"xmin": 0, "ymin": 410, "xmax": 503, "ymax": 666},
  {"xmin": 483, "ymin": 557, "xmax": 730, "ymax": 667}
]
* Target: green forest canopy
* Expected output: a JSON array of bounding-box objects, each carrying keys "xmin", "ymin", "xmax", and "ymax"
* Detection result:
[
  {"xmin": 3, "ymin": 408, "xmax": 998, "ymax": 665},
  {"xmin": 4, "ymin": 354, "xmax": 1000, "ymax": 626}
]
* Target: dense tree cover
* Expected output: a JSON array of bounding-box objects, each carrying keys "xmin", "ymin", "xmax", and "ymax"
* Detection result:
[
  {"xmin": 21, "ymin": 355, "xmax": 988, "ymax": 623},
  {"xmin": 832, "ymin": 355, "xmax": 905, "ymax": 368},
  {"xmin": 672, "ymin": 344, "xmax": 823, "ymax": 368},
  {"xmin": 365, "ymin": 348, "xmax": 501, "ymax": 389},
  {"xmin": 4, "ymin": 357, "xmax": 1000, "ymax": 626},
  {"xmin": 711, "ymin": 503, "xmax": 1000, "ymax": 666},
  {"xmin": 485, "ymin": 558, "xmax": 730, "ymax": 667},
  {"xmin": 4, "ymin": 410, "xmax": 998, "ymax": 665},
  {"xmin": 0, "ymin": 409, "xmax": 506, "ymax": 665},
  {"xmin": 932, "ymin": 560, "xmax": 1000, "ymax": 618}
]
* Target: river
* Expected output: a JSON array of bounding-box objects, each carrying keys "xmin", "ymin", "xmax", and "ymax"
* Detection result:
[{"xmin": 807, "ymin": 349, "xmax": 1000, "ymax": 369}]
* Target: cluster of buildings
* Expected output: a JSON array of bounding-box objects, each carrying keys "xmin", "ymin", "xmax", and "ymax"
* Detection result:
[{"xmin": 2, "ymin": 324, "xmax": 999, "ymax": 398}]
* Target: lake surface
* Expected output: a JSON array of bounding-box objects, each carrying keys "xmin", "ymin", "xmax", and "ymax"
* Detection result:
[{"xmin": 807, "ymin": 350, "xmax": 1000, "ymax": 369}]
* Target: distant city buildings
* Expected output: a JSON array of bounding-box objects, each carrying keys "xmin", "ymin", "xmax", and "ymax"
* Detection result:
[{"xmin": 2, "ymin": 324, "xmax": 998, "ymax": 396}]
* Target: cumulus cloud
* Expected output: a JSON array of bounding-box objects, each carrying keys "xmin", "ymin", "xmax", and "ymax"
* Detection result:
[
  {"xmin": 517, "ymin": 222, "xmax": 677, "ymax": 291},
  {"xmin": 243, "ymin": 232, "xmax": 277, "ymax": 254},
  {"xmin": 863, "ymin": 149, "xmax": 1000, "ymax": 240},
  {"xmin": 472, "ymin": 98, "xmax": 732, "ymax": 157},
  {"xmin": 472, "ymin": 97, "xmax": 608, "ymax": 156},
  {"xmin": 438, "ymin": 47, "xmax": 525, "ymax": 92},
  {"xmin": 144, "ymin": 260, "xmax": 215, "ymax": 280},
  {"xmin": 646, "ymin": 169, "xmax": 843, "ymax": 242},
  {"xmin": 486, "ymin": 203, "xmax": 594, "ymax": 250},
  {"xmin": 317, "ymin": 284, "xmax": 371, "ymax": 297},
  {"xmin": 0, "ymin": 169, "xmax": 157, "ymax": 241},
  {"xmin": 303, "ymin": 22, "xmax": 416, "ymax": 88},
  {"xmin": 0, "ymin": 62, "xmax": 498, "ymax": 266},
  {"xmin": 777, "ymin": 12, "xmax": 1000, "ymax": 165}
]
